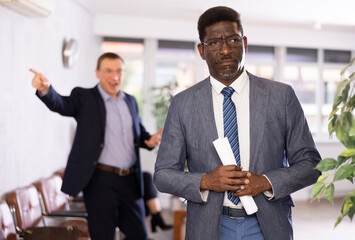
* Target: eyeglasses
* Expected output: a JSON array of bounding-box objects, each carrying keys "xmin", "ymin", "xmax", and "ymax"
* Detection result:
[
  {"xmin": 100, "ymin": 69, "xmax": 124, "ymax": 75},
  {"xmin": 201, "ymin": 35, "xmax": 244, "ymax": 51}
]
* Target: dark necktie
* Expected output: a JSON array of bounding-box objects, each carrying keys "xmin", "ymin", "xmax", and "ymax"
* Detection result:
[{"xmin": 222, "ymin": 86, "xmax": 240, "ymax": 205}]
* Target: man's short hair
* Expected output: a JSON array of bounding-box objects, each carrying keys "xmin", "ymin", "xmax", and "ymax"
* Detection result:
[
  {"xmin": 96, "ymin": 52, "xmax": 124, "ymax": 70},
  {"xmin": 197, "ymin": 6, "xmax": 243, "ymax": 43}
]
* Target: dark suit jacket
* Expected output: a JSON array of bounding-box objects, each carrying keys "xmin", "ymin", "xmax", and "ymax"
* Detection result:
[
  {"xmin": 38, "ymin": 85, "xmax": 152, "ymax": 197},
  {"xmin": 154, "ymin": 72, "xmax": 321, "ymax": 240}
]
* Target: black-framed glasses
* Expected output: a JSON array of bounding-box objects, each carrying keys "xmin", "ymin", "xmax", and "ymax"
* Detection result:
[{"xmin": 201, "ymin": 35, "xmax": 244, "ymax": 51}]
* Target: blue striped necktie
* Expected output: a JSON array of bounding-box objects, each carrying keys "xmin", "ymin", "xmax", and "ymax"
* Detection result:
[{"xmin": 222, "ymin": 86, "xmax": 240, "ymax": 205}]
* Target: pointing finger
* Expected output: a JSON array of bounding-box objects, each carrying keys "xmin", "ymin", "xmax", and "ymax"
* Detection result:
[{"xmin": 29, "ymin": 68, "xmax": 39, "ymax": 75}]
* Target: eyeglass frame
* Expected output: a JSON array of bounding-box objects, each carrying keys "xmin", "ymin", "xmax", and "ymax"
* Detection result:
[
  {"xmin": 99, "ymin": 68, "xmax": 124, "ymax": 75},
  {"xmin": 201, "ymin": 35, "xmax": 244, "ymax": 51}
]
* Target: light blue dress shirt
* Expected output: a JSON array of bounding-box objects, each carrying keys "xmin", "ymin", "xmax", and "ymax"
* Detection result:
[{"xmin": 97, "ymin": 84, "xmax": 136, "ymax": 169}]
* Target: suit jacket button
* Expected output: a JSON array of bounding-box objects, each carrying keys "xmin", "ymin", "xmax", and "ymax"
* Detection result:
[
  {"xmin": 100, "ymin": 143, "xmax": 104, "ymax": 148},
  {"xmin": 93, "ymin": 161, "xmax": 97, "ymax": 165}
]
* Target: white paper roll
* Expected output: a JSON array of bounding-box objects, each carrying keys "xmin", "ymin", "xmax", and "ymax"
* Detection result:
[{"xmin": 212, "ymin": 138, "xmax": 258, "ymax": 215}]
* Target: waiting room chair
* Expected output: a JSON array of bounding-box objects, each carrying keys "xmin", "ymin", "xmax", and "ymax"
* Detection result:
[
  {"xmin": 6, "ymin": 185, "xmax": 89, "ymax": 240},
  {"xmin": 33, "ymin": 175, "xmax": 89, "ymax": 238},
  {"xmin": 0, "ymin": 201, "xmax": 16, "ymax": 240},
  {"xmin": 33, "ymin": 175, "xmax": 87, "ymax": 216}
]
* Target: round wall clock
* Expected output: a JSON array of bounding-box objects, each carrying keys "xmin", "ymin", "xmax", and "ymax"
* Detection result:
[{"xmin": 62, "ymin": 38, "xmax": 78, "ymax": 68}]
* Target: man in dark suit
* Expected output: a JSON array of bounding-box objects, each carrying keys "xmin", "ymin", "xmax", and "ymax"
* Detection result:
[
  {"xmin": 30, "ymin": 52, "xmax": 162, "ymax": 240},
  {"xmin": 154, "ymin": 6, "xmax": 322, "ymax": 240}
]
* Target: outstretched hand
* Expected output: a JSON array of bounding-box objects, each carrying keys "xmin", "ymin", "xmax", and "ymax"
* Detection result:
[
  {"xmin": 29, "ymin": 68, "xmax": 50, "ymax": 95},
  {"xmin": 144, "ymin": 128, "xmax": 164, "ymax": 148}
]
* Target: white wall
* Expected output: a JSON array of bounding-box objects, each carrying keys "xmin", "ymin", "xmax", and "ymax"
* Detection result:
[{"xmin": 0, "ymin": 0, "xmax": 101, "ymax": 199}]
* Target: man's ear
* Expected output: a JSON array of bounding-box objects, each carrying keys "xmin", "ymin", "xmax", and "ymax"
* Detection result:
[
  {"xmin": 243, "ymin": 36, "xmax": 248, "ymax": 53},
  {"xmin": 197, "ymin": 43, "xmax": 206, "ymax": 60},
  {"xmin": 95, "ymin": 69, "xmax": 100, "ymax": 79}
]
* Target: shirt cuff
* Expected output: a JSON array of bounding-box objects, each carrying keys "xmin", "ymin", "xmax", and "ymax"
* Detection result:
[
  {"xmin": 200, "ymin": 190, "xmax": 209, "ymax": 202},
  {"xmin": 262, "ymin": 174, "xmax": 274, "ymax": 199}
]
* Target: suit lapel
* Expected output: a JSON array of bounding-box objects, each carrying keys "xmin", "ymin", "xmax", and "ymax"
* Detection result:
[
  {"xmin": 193, "ymin": 78, "xmax": 219, "ymax": 152},
  {"xmin": 92, "ymin": 86, "xmax": 106, "ymax": 133},
  {"xmin": 123, "ymin": 93, "xmax": 139, "ymax": 138},
  {"xmin": 248, "ymin": 73, "xmax": 269, "ymax": 172}
]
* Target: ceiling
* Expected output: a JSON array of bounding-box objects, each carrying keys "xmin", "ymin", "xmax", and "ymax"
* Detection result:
[{"xmin": 80, "ymin": 0, "xmax": 355, "ymax": 31}]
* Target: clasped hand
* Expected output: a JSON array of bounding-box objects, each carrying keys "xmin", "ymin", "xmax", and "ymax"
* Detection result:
[{"xmin": 200, "ymin": 165, "xmax": 271, "ymax": 197}]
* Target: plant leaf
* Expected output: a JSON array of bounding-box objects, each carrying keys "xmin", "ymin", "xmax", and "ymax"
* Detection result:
[
  {"xmin": 333, "ymin": 96, "xmax": 343, "ymax": 110},
  {"xmin": 335, "ymin": 122, "xmax": 346, "ymax": 142},
  {"xmin": 329, "ymin": 107, "xmax": 339, "ymax": 119},
  {"xmin": 336, "ymin": 156, "xmax": 349, "ymax": 168},
  {"xmin": 341, "ymin": 112, "xmax": 353, "ymax": 133},
  {"xmin": 340, "ymin": 58, "xmax": 355, "ymax": 75},
  {"xmin": 315, "ymin": 158, "xmax": 337, "ymax": 171},
  {"xmin": 335, "ymin": 80, "xmax": 348, "ymax": 103},
  {"xmin": 311, "ymin": 181, "xmax": 325, "ymax": 200},
  {"xmin": 339, "ymin": 148, "xmax": 355, "ymax": 158},
  {"xmin": 342, "ymin": 84, "xmax": 350, "ymax": 103},
  {"xmin": 325, "ymin": 183, "xmax": 334, "ymax": 204},
  {"xmin": 348, "ymin": 205, "xmax": 355, "ymax": 220},
  {"xmin": 333, "ymin": 164, "xmax": 353, "ymax": 182}
]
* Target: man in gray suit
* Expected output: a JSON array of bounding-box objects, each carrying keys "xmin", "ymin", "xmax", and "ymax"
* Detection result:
[{"xmin": 154, "ymin": 6, "xmax": 321, "ymax": 240}]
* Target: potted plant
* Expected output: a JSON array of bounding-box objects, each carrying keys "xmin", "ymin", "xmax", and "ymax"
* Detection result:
[{"xmin": 311, "ymin": 57, "xmax": 355, "ymax": 227}]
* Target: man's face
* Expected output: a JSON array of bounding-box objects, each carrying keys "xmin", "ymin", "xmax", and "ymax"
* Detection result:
[
  {"xmin": 198, "ymin": 21, "xmax": 247, "ymax": 86},
  {"xmin": 95, "ymin": 58, "xmax": 124, "ymax": 99}
]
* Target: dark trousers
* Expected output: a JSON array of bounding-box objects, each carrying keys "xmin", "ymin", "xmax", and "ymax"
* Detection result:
[
  {"xmin": 83, "ymin": 169, "xmax": 147, "ymax": 240},
  {"xmin": 143, "ymin": 171, "xmax": 158, "ymax": 216}
]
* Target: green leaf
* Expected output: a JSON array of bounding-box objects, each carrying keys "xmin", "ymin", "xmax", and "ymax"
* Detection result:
[
  {"xmin": 311, "ymin": 181, "xmax": 325, "ymax": 200},
  {"xmin": 341, "ymin": 112, "xmax": 353, "ymax": 133},
  {"xmin": 329, "ymin": 107, "xmax": 339, "ymax": 119},
  {"xmin": 315, "ymin": 158, "xmax": 337, "ymax": 171},
  {"xmin": 335, "ymin": 122, "xmax": 346, "ymax": 142},
  {"xmin": 346, "ymin": 137, "xmax": 355, "ymax": 149},
  {"xmin": 334, "ymin": 215, "xmax": 345, "ymax": 228},
  {"xmin": 333, "ymin": 96, "xmax": 343, "ymax": 110},
  {"xmin": 317, "ymin": 173, "xmax": 330, "ymax": 182},
  {"xmin": 340, "ymin": 58, "xmax": 355, "ymax": 75},
  {"xmin": 325, "ymin": 183, "xmax": 334, "ymax": 204},
  {"xmin": 336, "ymin": 156, "xmax": 348, "ymax": 168},
  {"xmin": 339, "ymin": 148, "xmax": 355, "ymax": 158},
  {"xmin": 342, "ymin": 199, "xmax": 353, "ymax": 214},
  {"xmin": 348, "ymin": 205, "xmax": 355, "ymax": 220},
  {"xmin": 334, "ymin": 164, "xmax": 353, "ymax": 181},
  {"xmin": 335, "ymin": 80, "xmax": 348, "ymax": 102},
  {"xmin": 342, "ymin": 84, "xmax": 350, "ymax": 103},
  {"xmin": 346, "ymin": 176, "xmax": 354, "ymax": 184}
]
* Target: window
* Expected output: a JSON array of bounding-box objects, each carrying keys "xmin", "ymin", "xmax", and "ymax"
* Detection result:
[
  {"xmin": 155, "ymin": 40, "xmax": 196, "ymax": 90},
  {"xmin": 245, "ymin": 45, "xmax": 275, "ymax": 80}
]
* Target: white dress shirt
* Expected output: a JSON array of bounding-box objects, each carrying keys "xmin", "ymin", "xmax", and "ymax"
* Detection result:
[{"xmin": 200, "ymin": 69, "xmax": 273, "ymax": 208}]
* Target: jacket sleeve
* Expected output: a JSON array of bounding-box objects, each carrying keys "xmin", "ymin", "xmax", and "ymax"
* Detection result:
[
  {"xmin": 153, "ymin": 96, "xmax": 205, "ymax": 204},
  {"xmin": 37, "ymin": 86, "xmax": 81, "ymax": 118},
  {"xmin": 264, "ymin": 86, "xmax": 321, "ymax": 200}
]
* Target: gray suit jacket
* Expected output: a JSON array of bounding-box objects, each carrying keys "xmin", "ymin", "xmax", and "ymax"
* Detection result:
[{"xmin": 154, "ymin": 72, "xmax": 321, "ymax": 240}]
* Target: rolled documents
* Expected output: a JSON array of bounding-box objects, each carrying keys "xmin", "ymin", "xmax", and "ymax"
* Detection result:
[{"xmin": 212, "ymin": 138, "xmax": 258, "ymax": 215}]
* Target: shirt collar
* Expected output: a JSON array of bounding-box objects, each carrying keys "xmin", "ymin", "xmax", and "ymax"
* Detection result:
[
  {"xmin": 97, "ymin": 84, "xmax": 124, "ymax": 102},
  {"xmin": 210, "ymin": 69, "xmax": 248, "ymax": 95}
]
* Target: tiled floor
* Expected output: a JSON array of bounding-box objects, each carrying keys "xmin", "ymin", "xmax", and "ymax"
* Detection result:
[{"xmin": 146, "ymin": 198, "xmax": 355, "ymax": 240}]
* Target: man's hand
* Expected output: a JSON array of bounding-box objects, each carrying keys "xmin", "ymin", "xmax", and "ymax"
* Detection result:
[
  {"xmin": 144, "ymin": 128, "xmax": 163, "ymax": 148},
  {"xmin": 200, "ymin": 165, "xmax": 250, "ymax": 192},
  {"xmin": 232, "ymin": 172, "xmax": 272, "ymax": 197},
  {"xmin": 29, "ymin": 68, "xmax": 50, "ymax": 95}
]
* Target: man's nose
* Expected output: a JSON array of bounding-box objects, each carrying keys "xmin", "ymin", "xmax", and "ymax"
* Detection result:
[{"xmin": 219, "ymin": 40, "xmax": 232, "ymax": 55}]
